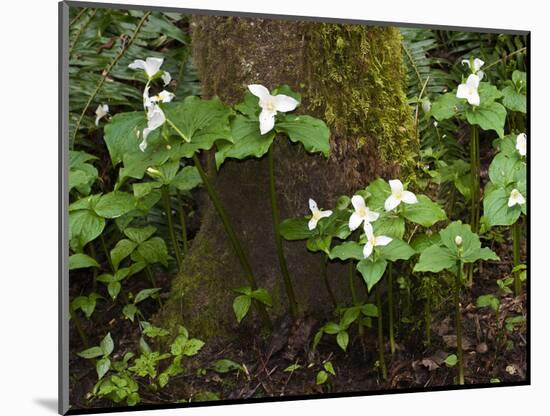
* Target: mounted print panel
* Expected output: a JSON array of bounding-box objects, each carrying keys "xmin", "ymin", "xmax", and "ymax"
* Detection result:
[{"xmin": 59, "ymin": 1, "xmax": 529, "ymax": 414}]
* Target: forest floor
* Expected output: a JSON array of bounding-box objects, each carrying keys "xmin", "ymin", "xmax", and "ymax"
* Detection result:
[{"xmin": 68, "ymin": 236, "xmax": 527, "ymax": 410}]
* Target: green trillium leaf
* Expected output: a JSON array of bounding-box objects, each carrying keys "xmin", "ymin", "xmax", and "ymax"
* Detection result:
[{"xmin": 357, "ymin": 257, "xmax": 388, "ymax": 292}]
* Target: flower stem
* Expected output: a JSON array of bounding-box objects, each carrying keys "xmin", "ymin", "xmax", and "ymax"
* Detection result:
[
  {"xmin": 100, "ymin": 234, "xmax": 114, "ymax": 273},
  {"xmin": 161, "ymin": 185, "xmax": 183, "ymax": 270},
  {"xmin": 268, "ymin": 146, "xmax": 299, "ymax": 320},
  {"xmin": 175, "ymin": 189, "xmax": 189, "ymax": 255},
  {"xmin": 455, "ymin": 261, "xmax": 465, "ymax": 385},
  {"xmin": 321, "ymin": 256, "xmax": 337, "ymax": 308},
  {"xmin": 348, "ymin": 261, "xmax": 358, "ymax": 304},
  {"xmin": 424, "ymin": 280, "xmax": 432, "ymax": 347},
  {"xmin": 88, "ymin": 242, "xmax": 98, "ymax": 292},
  {"xmin": 192, "ymin": 154, "xmax": 272, "ymax": 330},
  {"xmin": 376, "ymin": 287, "xmax": 387, "ymax": 381},
  {"xmin": 512, "ymin": 220, "xmax": 522, "ymax": 296},
  {"xmin": 70, "ymin": 308, "xmax": 89, "ymax": 348},
  {"xmin": 387, "ymin": 264, "xmax": 396, "ymax": 355},
  {"xmin": 467, "ymin": 124, "xmax": 480, "ymax": 286}
]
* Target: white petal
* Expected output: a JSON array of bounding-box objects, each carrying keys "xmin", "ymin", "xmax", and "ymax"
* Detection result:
[
  {"xmin": 348, "ymin": 212, "xmax": 363, "ymax": 231},
  {"xmin": 477, "ymin": 70, "xmax": 485, "ymax": 81},
  {"xmin": 466, "ymin": 73, "xmax": 480, "ymax": 90},
  {"xmin": 144, "ymin": 57, "xmax": 164, "ymax": 78},
  {"xmin": 273, "ymin": 94, "xmax": 299, "ymax": 113},
  {"xmin": 389, "ymin": 179, "xmax": 404, "ymax": 196},
  {"xmin": 384, "ymin": 195, "xmax": 401, "ymax": 211},
  {"xmin": 364, "ymin": 223, "xmax": 375, "ymax": 240},
  {"xmin": 456, "ymin": 83, "xmax": 469, "ymax": 100},
  {"xmin": 351, "ymin": 195, "xmax": 366, "ymax": 212},
  {"xmin": 516, "ymin": 133, "xmax": 527, "ymax": 156},
  {"xmin": 161, "ymin": 71, "xmax": 171, "ymax": 86},
  {"xmin": 146, "ymin": 105, "xmax": 166, "ymax": 130},
  {"xmin": 366, "ymin": 209, "xmax": 380, "ymax": 222},
  {"xmin": 128, "ymin": 59, "xmax": 146, "ymax": 71},
  {"xmin": 94, "ymin": 104, "xmax": 109, "ymax": 126},
  {"xmin": 363, "ymin": 221, "xmax": 373, "ymax": 236},
  {"xmin": 467, "ymin": 90, "xmax": 480, "ymax": 107},
  {"xmin": 508, "ymin": 189, "xmax": 526, "ymax": 207},
  {"xmin": 157, "ymin": 90, "xmax": 175, "ymax": 103},
  {"xmin": 401, "ymin": 191, "xmax": 418, "ymax": 204},
  {"xmin": 320, "ymin": 210, "xmax": 333, "ymax": 219},
  {"xmin": 309, "ymin": 198, "xmax": 318, "ymax": 213},
  {"xmin": 473, "ymin": 58, "xmax": 485, "ymax": 72},
  {"xmin": 375, "ymin": 235, "xmax": 392, "ymax": 247},
  {"xmin": 461, "ymin": 59, "xmax": 471, "ymax": 69},
  {"xmin": 363, "ymin": 242, "xmax": 374, "ymax": 259},
  {"xmin": 259, "ymin": 109, "xmax": 276, "ymax": 135},
  {"xmin": 308, "ymin": 218, "xmax": 318, "ymax": 231},
  {"xmin": 248, "ymin": 84, "xmax": 271, "ymax": 101},
  {"xmin": 143, "ymin": 84, "xmax": 153, "ymax": 109},
  {"xmin": 139, "ymin": 135, "xmax": 148, "ymax": 152}
]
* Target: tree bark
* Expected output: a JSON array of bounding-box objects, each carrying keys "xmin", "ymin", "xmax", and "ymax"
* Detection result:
[{"xmin": 155, "ymin": 16, "xmax": 418, "ymax": 340}]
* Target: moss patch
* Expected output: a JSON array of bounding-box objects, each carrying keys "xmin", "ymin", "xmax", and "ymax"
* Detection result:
[{"xmin": 304, "ymin": 24, "xmax": 418, "ymax": 179}]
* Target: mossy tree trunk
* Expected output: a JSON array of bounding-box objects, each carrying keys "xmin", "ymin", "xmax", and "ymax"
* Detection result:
[{"xmin": 156, "ymin": 16, "xmax": 418, "ymax": 340}]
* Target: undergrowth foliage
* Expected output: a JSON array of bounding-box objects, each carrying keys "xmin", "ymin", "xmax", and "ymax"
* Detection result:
[{"xmin": 68, "ymin": 8, "xmax": 528, "ymax": 406}]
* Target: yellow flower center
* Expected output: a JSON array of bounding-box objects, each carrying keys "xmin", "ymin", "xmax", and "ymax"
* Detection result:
[
  {"xmin": 312, "ymin": 211, "xmax": 322, "ymax": 221},
  {"xmin": 358, "ymin": 206, "xmax": 366, "ymax": 217},
  {"xmin": 265, "ymin": 99, "xmax": 276, "ymax": 112}
]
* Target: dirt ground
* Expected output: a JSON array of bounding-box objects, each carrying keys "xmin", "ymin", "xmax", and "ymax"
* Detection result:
[{"xmin": 68, "ymin": 235, "xmax": 527, "ymax": 410}]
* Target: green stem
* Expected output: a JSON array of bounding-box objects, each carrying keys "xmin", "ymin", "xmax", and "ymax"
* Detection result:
[
  {"xmin": 512, "ymin": 221, "xmax": 522, "ymax": 296},
  {"xmin": 321, "ymin": 256, "xmax": 337, "ymax": 308},
  {"xmin": 467, "ymin": 125, "xmax": 480, "ymax": 286},
  {"xmin": 387, "ymin": 264, "xmax": 396, "ymax": 355},
  {"xmin": 100, "ymin": 234, "xmax": 114, "ymax": 272},
  {"xmin": 469, "ymin": 124, "xmax": 480, "ymax": 232},
  {"xmin": 425, "ymin": 279, "xmax": 432, "ymax": 347},
  {"xmin": 70, "ymin": 308, "xmax": 89, "ymax": 348},
  {"xmin": 161, "ymin": 185, "xmax": 183, "ymax": 270},
  {"xmin": 175, "ymin": 189, "xmax": 189, "ymax": 255},
  {"xmin": 268, "ymin": 146, "xmax": 298, "ymax": 320},
  {"xmin": 348, "ymin": 261, "xmax": 358, "ymax": 304},
  {"xmin": 88, "ymin": 242, "xmax": 98, "ymax": 292},
  {"xmin": 455, "ymin": 261, "xmax": 465, "ymax": 385},
  {"xmin": 145, "ymin": 266, "xmax": 162, "ymax": 307},
  {"xmin": 145, "ymin": 265, "xmax": 157, "ymax": 287},
  {"xmin": 192, "ymin": 154, "xmax": 272, "ymax": 329},
  {"xmin": 376, "ymin": 287, "xmax": 387, "ymax": 381}
]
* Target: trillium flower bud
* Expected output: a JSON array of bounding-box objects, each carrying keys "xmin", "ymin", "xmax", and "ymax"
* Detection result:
[
  {"xmin": 455, "ymin": 235, "xmax": 463, "ymax": 246},
  {"xmin": 146, "ymin": 167, "xmax": 162, "ymax": 178}
]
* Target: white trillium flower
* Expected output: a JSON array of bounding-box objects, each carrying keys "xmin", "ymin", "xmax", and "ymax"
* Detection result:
[
  {"xmin": 508, "ymin": 189, "xmax": 526, "ymax": 207},
  {"xmin": 308, "ymin": 198, "xmax": 333, "ymax": 231},
  {"xmin": 143, "ymin": 85, "xmax": 175, "ymax": 109},
  {"xmin": 384, "ymin": 179, "xmax": 418, "ymax": 211},
  {"xmin": 128, "ymin": 57, "xmax": 164, "ymax": 79},
  {"xmin": 363, "ymin": 225, "xmax": 392, "ymax": 259},
  {"xmin": 349, "ymin": 195, "xmax": 380, "ymax": 232},
  {"xmin": 456, "ymin": 74, "xmax": 481, "ymax": 106},
  {"xmin": 161, "ymin": 71, "xmax": 172, "ymax": 86},
  {"xmin": 461, "ymin": 58, "xmax": 485, "ymax": 73},
  {"xmin": 422, "ymin": 99, "xmax": 431, "ymax": 113},
  {"xmin": 94, "ymin": 104, "xmax": 109, "ymax": 126},
  {"xmin": 248, "ymin": 84, "xmax": 299, "ymax": 135},
  {"xmin": 516, "ymin": 133, "xmax": 527, "ymax": 157},
  {"xmin": 139, "ymin": 105, "xmax": 166, "ymax": 152}
]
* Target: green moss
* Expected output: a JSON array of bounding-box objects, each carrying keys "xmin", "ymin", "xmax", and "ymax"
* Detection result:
[
  {"xmin": 304, "ymin": 24, "xmax": 418, "ymax": 177},
  {"xmin": 154, "ymin": 219, "xmax": 235, "ymax": 340}
]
